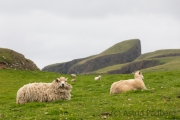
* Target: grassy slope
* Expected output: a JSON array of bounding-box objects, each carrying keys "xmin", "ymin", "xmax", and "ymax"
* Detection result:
[
  {"xmin": 94, "ymin": 63, "xmax": 127, "ymax": 74},
  {"xmin": 93, "ymin": 49, "xmax": 180, "ymax": 74},
  {"xmin": 94, "ymin": 57, "xmax": 180, "ymax": 74},
  {"xmin": 75, "ymin": 39, "xmax": 139, "ymax": 65},
  {"xmin": 0, "ymin": 69, "xmax": 180, "ymax": 120},
  {"xmin": 141, "ymin": 57, "xmax": 180, "ymax": 72},
  {"xmin": 0, "ymin": 48, "xmax": 14, "ymax": 63},
  {"xmin": 100, "ymin": 39, "xmax": 139, "ymax": 55},
  {"xmin": 136, "ymin": 49, "xmax": 180, "ymax": 60}
]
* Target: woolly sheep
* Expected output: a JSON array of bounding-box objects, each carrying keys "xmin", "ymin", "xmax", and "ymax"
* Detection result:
[
  {"xmin": 110, "ymin": 71, "xmax": 146, "ymax": 94},
  {"xmin": 16, "ymin": 77, "xmax": 72, "ymax": 104},
  {"xmin": 71, "ymin": 74, "xmax": 76, "ymax": 79},
  {"xmin": 94, "ymin": 75, "xmax": 101, "ymax": 80}
]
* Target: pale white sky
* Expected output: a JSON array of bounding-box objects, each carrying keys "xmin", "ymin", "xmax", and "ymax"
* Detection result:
[{"xmin": 1, "ymin": 0, "xmax": 180, "ymax": 69}]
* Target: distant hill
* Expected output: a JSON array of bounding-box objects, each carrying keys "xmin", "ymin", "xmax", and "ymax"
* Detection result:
[
  {"xmin": 42, "ymin": 39, "xmax": 141, "ymax": 74},
  {"xmin": 0, "ymin": 48, "xmax": 39, "ymax": 70},
  {"xmin": 93, "ymin": 49, "xmax": 180, "ymax": 74}
]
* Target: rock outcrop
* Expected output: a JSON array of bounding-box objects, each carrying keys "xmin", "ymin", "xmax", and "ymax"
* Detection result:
[
  {"xmin": 0, "ymin": 48, "xmax": 39, "ymax": 70},
  {"xmin": 108, "ymin": 60, "xmax": 162, "ymax": 74},
  {"xmin": 42, "ymin": 39, "xmax": 141, "ymax": 74},
  {"xmin": 42, "ymin": 58, "xmax": 85, "ymax": 73}
]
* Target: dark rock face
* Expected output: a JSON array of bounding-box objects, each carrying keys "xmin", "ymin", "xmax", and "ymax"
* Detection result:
[
  {"xmin": 108, "ymin": 60, "xmax": 161, "ymax": 74},
  {"xmin": 42, "ymin": 39, "xmax": 141, "ymax": 74},
  {"xmin": 42, "ymin": 58, "xmax": 84, "ymax": 73},
  {"xmin": 68, "ymin": 40, "xmax": 141, "ymax": 74}
]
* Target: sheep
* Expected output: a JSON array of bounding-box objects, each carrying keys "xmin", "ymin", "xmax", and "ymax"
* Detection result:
[
  {"xmin": 110, "ymin": 71, "xmax": 146, "ymax": 94},
  {"xmin": 16, "ymin": 77, "xmax": 72, "ymax": 104},
  {"xmin": 94, "ymin": 75, "xmax": 101, "ymax": 80},
  {"xmin": 71, "ymin": 79, "xmax": 76, "ymax": 82},
  {"xmin": 70, "ymin": 74, "xmax": 76, "ymax": 82},
  {"xmin": 71, "ymin": 74, "xmax": 76, "ymax": 79}
]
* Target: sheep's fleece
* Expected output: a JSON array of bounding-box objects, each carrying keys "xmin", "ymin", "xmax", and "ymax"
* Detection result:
[{"xmin": 16, "ymin": 77, "xmax": 72, "ymax": 104}]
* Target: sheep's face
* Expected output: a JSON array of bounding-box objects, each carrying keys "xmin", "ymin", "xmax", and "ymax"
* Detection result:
[
  {"xmin": 134, "ymin": 71, "xmax": 144, "ymax": 80},
  {"xmin": 54, "ymin": 77, "xmax": 68, "ymax": 88}
]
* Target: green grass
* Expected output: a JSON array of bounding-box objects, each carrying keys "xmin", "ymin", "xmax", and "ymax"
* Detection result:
[
  {"xmin": 93, "ymin": 63, "xmax": 127, "ymax": 74},
  {"xmin": 0, "ymin": 69, "xmax": 180, "ymax": 119},
  {"xmin": 0, "ymin": 48, "xmax": 14, "ymax": 63}
]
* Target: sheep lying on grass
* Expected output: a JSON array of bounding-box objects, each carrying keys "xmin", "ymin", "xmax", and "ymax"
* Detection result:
[
  {"xmin": 16, "ymin": 77, "xmax": 72, "ymax": 104},
  {"xmin": 71, "ymin": 79, "xmax": 76, "ymax": 82},
  {"xmin": 94, "ymin": 75, "xmax": 101, "ymax": 80},
  {"xmin": 110, "ymin": 71, "xmax": 147, "ymax": 94}
]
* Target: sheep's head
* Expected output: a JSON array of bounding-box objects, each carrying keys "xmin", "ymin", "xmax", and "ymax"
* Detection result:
[
  {"xmin": 134, "ymin": 71, "xmax": 144, "ymax": 80},
  {"xmin": 54, "ymin": 77, "xmax": 69, "ymax": 88}
]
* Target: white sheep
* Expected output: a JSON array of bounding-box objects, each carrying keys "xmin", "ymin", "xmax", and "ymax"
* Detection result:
[
  {"xmin": 71, "ymin": 79, "xmax": 76, "ymax": 82},
  {"xmin": 94, "ymin": 75, "xmax": 101, "ymax": 80},
  {"xmin": 16, "ymin": 77, "xmax": 72, "ymax": 104},
  {"xmin": 110, "ymin": 71, "xmax": 147, "ymax": 94},
  {"xmin": 71, "ymin": 74, "xmax": 76, "ymax": 78}
]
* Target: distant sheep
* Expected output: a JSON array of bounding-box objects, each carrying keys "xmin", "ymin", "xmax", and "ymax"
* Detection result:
[
  {"xmin": 16, "ymin": 77, "xmax": 72, "ymax": 104},
  {"xmin": 71, "ymin": 79, "xmax": 76, "ymax": 82},
  {"xmin": 110, "ymin": 71, "xmax": 147, "ymax": 94},
  {"xmin": 71, "ymin": 74, "xmax": 76, "ymax": 82},
  {"xmin": 71, "ymin": 74, "xmax": 76, "ymax": 79},
  {"xmin": 94, "ymin": 75, "xmax": 101, "ymax": 80}
]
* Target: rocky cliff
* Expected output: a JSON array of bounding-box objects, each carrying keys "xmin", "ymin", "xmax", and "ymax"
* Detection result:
[
  {"xmin": 42, "ymin": 39, "xmax": 141, "ymax": 74},
  {"xmin": 42, "ymin": 58, "xmax": 85, "ymax": 73},
  {"xmin": 108, "ymin": 60, "xmax": 162, "ymax": 74}
]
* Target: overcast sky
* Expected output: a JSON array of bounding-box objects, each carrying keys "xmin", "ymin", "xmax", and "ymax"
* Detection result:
[{"xmin": 1, "ymin": 0, "xmax": 180, "ymax": 69}]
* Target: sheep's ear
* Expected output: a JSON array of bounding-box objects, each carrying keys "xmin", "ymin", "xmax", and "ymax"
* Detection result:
[
  {"xmin": 139, "ymin": 71, "xmax": 141, "ymax": 74},
  {"xmin": 65, "ymin": 77, "xmax": 68, "ymax": 81},
  {"xmin": 55, "ymin": 78, "xmax": 59, "ymax": 82}
]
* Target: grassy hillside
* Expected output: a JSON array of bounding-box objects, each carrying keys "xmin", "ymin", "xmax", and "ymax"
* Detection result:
[
  {"xmin": 0, "ymin": 48, "xmax": 39, "ymax": 70},
  {"xmin": 77, "ymin": 39, "xmax": 139, "ymax": 65},
  {"xmin": 93, "ymin": 49, "xmax": 180, "ymax": 74},
  {"xmin": 93, "ymin": 57, "xmax": 180, "ymax": 74},
  {"xmin": 0, "ymin": 48, "xmax": 17, "ymax": 63},
  {"xmin": 136, "ymin": 49, "xmax": 180, "ymax": 60},
  {"xmin": 0, "ymin": 69, "xmax": 180, "ymax": 119},
  {"xmin": 141, "ymin": 57, "xmax": 180, "ymax": 72},
  {"xmin": 93, "ymin": 63, "xmax": 128, "ymax": 74},
  {"xmin": 100, "ymin": 39, "xmax": 139, "ymax": 55},
  {"xmin": 42, "ymin": 39, "xmax": 141, "ymax": 74}
]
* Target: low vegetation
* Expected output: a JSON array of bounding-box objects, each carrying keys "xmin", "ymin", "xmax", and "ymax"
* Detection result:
[{"xmin": 0, "ymin": 69, "xmax": 180, "ymax": 119}]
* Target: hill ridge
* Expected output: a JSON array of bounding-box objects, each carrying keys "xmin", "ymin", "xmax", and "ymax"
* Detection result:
[
  {"xmin": 42, "ymin": 39, "xmax": 141, "ymax": 74},
  {"xmin": 94, "ymin": 49, "xmax": 180, "ymax": 74}
]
